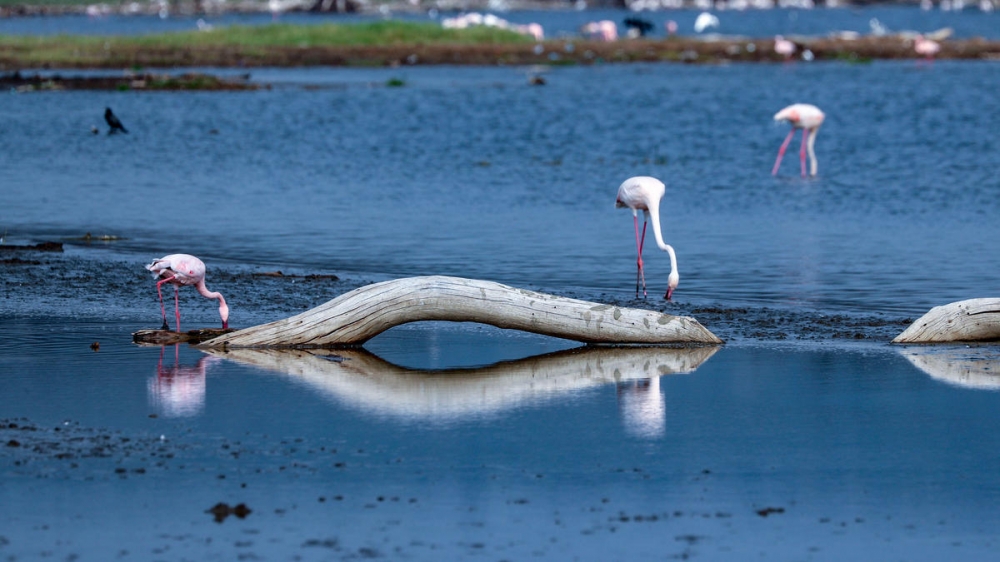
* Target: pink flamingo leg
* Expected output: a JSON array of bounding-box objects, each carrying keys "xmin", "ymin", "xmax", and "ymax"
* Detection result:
[
  {"xmin": 633, "ymin": 215, "xmax": 648, "ymax": 298},
  {"xmin": 155, "ymin": 275, "xmax": 176, "ymax": 331},
  {"xmin": 772, "ymin": 128, "xmax": 796, "ymax": 175},
  {"xmin": 174, "ymin": 285, "xmax": 182, "ymax": 333},
  {"xmin": 799, "ymin": 128, "xmax": 808, "ymax": 178}
]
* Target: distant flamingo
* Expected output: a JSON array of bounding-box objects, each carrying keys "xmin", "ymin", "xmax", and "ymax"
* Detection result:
[
  {"xmin": 581, "ymin": 20, "xmax": 617, "ymax": 41},
  {"xmin": 615, "ymin": 176, "xmax": 679, "ymax": 300},
  {"xmin": 774, "ymin": 35, "xmax": 796, "ymax": 60},
  {"xmin": 146, "ymin": 254, "xmax": 229, "ymax": 332},
  {"xmin": 914, "ymin": 34, "xmax": 941, "ymax": 62},
  {"xmin": 693, "ymin": 12, "xmax": 719, "ymax": 33},
  {"xmin": 772, "ymin": 103, "xmax": 825, "ymax": 178}
]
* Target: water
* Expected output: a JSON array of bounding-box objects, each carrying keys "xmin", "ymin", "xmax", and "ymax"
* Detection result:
[{"xmin": 3, "ymin": 22, "xmax": 1000, "ymax": 560}]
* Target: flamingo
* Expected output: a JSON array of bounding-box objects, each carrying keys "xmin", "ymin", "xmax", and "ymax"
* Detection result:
[
  {"xmin": 146, "ymin": 254, "xmax": 229, "ymax": 332},
  {"xmin": 774, "ymin": 35, "xmax": 796, "ymax": 60},
  {"xmin": 581, "ymin": 20, "xmax": 617, "ymax": 41},
  {"xmin": 693, "ymin": 12, "xmax": 719, "ymax": 33},
  {"xmin": 615, "ymin": 176, "xmax": 679, "ymax": 300},
  {"xmin": 914, "ymin": 34, "xmax": 941, "ymax": 62},
  {"xmin": 772, "ymin": 103, "xmax": 825, "ymax": 178}
]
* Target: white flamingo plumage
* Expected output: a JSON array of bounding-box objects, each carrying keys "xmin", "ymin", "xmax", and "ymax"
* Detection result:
[
  {"xmin": 615, "ymin": 176, "xmax": 679, "ymax": 300},
  {"xmin": 146, "ymin": 254, "xmax": 229, "ymax": 332}
]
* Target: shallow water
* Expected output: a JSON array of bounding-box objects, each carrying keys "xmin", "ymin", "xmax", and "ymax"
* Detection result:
[
  {"xmin": 3, "ymin": 322, "xmax": 1000, "ymax": 560},
  {"xmin": 2, "ymin": 60, "xmax": 998, "ymax": 320},
  {"xmin": 2, "ymin": 51, "xmax": 1000, "ymax": 560}
]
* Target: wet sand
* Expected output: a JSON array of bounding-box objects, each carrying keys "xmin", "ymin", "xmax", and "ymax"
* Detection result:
[{"xmin": 1, "ymin": 244, "xmax": 912, "ymax": 343}]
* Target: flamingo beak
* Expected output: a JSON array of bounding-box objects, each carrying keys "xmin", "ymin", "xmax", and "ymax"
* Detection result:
[
  {"xmin": 665, "ymin": 287, "xmax": 674, "ymax": 301},
  {"xmin": 222, "ymin": 320, "xmax": 229, "ymax": 330}
]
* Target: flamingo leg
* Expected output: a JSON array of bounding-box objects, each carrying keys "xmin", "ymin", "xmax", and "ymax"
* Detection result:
[
  {"xmin": 799, "ymin": 128, "xmax": 809, "ymax": 178},
  {"xmin": 772, "ymin": 128, "xmax": 796, "ymax": 175},
  {"xmin": 633, "ymin": 215, "xmax": 648, "ymax": 298},
  {"xmin": 155, "ymin": 275, "xmax": 176, "ymax": 331},
  {"xmin": 174, "ymin": 285, "xmax": 182, "ymax": 333}
]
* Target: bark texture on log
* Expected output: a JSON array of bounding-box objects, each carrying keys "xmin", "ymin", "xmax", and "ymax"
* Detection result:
[
  {"xmin": 205, "ymin": 345, "xmax": 719, "ymax": 418},
  {"xmin": 202, "ymin": 276, "xmax": 722, "ymax": 348},
  {"xmin": 892, "ymin": 298, "xmax": 1000, "ymax": 343}
]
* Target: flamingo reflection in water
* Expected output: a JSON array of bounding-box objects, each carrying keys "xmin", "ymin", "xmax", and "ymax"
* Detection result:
[
  {"xmin": 149, "ymin": 345, "xmax": 222, "ymax": 417},
  {"xmin": 617, "ymin": 376, "xmax": 666, "ymax": 438}
]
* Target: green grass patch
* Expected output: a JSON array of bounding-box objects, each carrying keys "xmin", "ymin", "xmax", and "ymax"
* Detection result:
[{"xmin": 0, "ymin": 20, "xmax": 530, "ymax": 53}]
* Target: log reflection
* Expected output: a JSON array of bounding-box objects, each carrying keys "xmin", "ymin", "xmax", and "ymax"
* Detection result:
[
  {"xmin": 205, "ymin": 346, "xmax": 720, "ymax": 427},
  {"xmin": 898, "ymin": 345, "xmax": 1000, "ymax": 390}
]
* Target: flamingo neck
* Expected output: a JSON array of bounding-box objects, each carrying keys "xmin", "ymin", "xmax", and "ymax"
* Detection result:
[
  {"xmin": 646, "ymin": 201, "xmax": 671, "ymax": 254},
  {"xmin": 806, "ymin": 127, "xmax": 819, "ymax": 176},
  {"xmin": 196, "ymin": 280, "xmax": 230, "ymax": 328},
  {"xmin": 646, "ymin": 201, "xmax": 679, "ymax": 280}
]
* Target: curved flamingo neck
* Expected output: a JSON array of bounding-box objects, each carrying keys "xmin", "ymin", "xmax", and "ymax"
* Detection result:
[
  {"xmin": 645, "ymin": 198, "xmax": 679, "ymax": 279},
  {"xmin": 195, "ymin": 280, "xmax": 223, "ymax": 303},
  {"xmin": 196, "ymin": 280, "xmax": 229, "ymax": 328}
]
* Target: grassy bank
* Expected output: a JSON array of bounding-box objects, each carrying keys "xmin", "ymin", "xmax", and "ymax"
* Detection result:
[{"xmin": 0, "ymin": 21, "xmax": 530, "ymax": 66}]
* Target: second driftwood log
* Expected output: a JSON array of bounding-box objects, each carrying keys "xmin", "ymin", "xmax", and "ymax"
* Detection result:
[
  {"xmin": 202, "ymin": 275, "xmax": 722, "ymax": 348},
  {"xmin": 893, "ymin": 298, "xmax": 1000, "ymax": 344}
]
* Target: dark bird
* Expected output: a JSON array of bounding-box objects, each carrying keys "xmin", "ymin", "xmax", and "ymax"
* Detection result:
[
  {"xmin": 104, "ymin": 107, "xmax": 128, "ymax": 134},
  {"xmin": 623, "ymin": 17, "xmax": 654, "ymax": 37}
]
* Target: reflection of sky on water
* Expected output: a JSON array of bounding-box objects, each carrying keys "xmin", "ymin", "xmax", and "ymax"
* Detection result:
[{"xmin": 3, "ymin": 320, "xmax": 1000, "ymax": 560}]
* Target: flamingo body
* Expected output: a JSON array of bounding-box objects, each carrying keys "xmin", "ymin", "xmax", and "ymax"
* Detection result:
[
  {"xmin": 914, "ymin": 34, "xmax": 941, "ymax": 61},
  {"xmin": 147, "ymin": 253, "xmax": 229, "ymax": 332},
  {"xmin": 615, "ymin": 176, "xmax": 679, "ymax": 300},
  {"xmin": 772, "ymin": 103, "xmax": 825, "ymax": 177},
  {"xmin": 774, "ymin": 35, "xmax": 796, "ymax": 60}
]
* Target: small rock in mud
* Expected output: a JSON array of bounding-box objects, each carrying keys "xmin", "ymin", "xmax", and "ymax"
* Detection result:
[{"xmin": 206, "ymin": 502, "xmax": 252, "ymax": 523}]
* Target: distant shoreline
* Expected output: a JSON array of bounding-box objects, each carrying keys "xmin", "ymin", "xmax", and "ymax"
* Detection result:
[{"xmin": 2, "ymin": 35, "xmax": 999, "ymax": 71}]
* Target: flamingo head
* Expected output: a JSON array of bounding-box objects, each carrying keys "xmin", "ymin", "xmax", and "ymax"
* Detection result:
[
  {"xmin": 665, "ymin": 271, "xmax": 679, "ymax": 301},
  {"xmin": 774, "ymin": 106, "xmax": 800, "ymax": 125},
  {"xmin": 219, "ymin": 302, "xmax": 230, "ymax": 330}
]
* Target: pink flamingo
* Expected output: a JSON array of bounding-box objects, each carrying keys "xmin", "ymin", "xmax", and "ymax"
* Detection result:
[
  {"xmin": 146, "ymin": 254, "xmax": 229, "ymax": 332},
  {"xmin": 914, "ymin": 34, "xmax": 941, "ymax": 63},
  {"xmin": 774, "ymin": 35, "xmax": 796, "ymax": 60},
  {"xmin": 581, "ymin": 20, "xmax": 617, "ymax": 41},
  {"xmin": 615, "ymin": 176, "xmax": 679, "ymax": 300},
  {"xmin": 772, "ymin": 103, "xmax": 825, "ymax": 178}
]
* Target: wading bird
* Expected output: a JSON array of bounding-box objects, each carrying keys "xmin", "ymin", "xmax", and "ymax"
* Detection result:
[
  {"xmin": 774, "ymin": 35, "xmax": 796, "ymax": 60},
  {"xmin": 914, "ymin": 34, "xmax": 941, "ymax": 62},
  {"xmin": 104, "ymin": 107, "xmax": 128, "ymax": 134},
  {"xmin": 615, "ymin": 176, "xmax": 679, "ymax": 300},
  {"xmin": 772, "ymin": 103, "xmax": 825, "ymax": 177},
  {"xmin": 146, "ymin": 254, "xmax": 229, "ymax": 332}
]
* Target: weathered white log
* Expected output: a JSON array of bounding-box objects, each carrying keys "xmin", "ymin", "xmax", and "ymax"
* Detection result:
[
  {"xmin": 204, "ymin": 345, "xmax": 719, "ymax": 419},
  {"xmin": 892, "ymin": 298, "xmax": 1000, "ymax": 344},
  {"xmin": 201, "ymin": 275, "xmax": 722, "ymax": 348},
  {"xmin": 897, "ymin": 346, "xmax": 1000, "ymax": 390}
]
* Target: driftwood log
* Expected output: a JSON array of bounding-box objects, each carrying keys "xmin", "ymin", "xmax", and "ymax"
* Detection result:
[
  {"xmin": 892, "ymin": 298, "xmax": 1000, "ymax": 344},
  {"xmin": 205, "ymin": 345, "xmax": 719, "ymax": 418},
  {"xmin": 202, "ymin": 276, "xmax": 722, "ymax": 349}
]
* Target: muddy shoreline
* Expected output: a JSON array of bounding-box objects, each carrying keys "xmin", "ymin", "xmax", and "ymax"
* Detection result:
[{"xmin": 2, "ymin": 35, "xmax": 998, "ymax": 73}]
